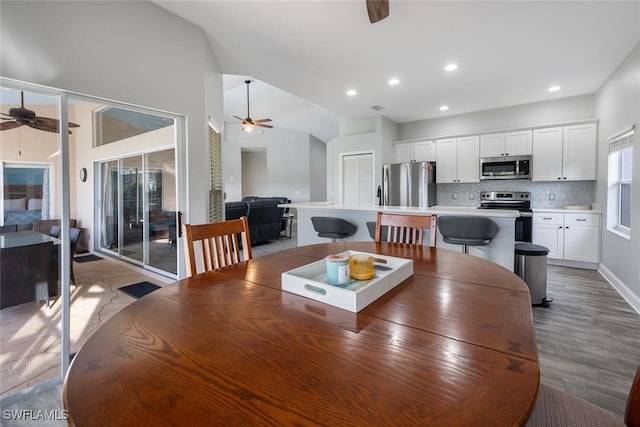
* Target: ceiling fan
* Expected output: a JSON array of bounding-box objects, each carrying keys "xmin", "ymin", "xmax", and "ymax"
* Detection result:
[
  {"xmin": 366, "ymin": 0, "xmax": 389, "ymax": 23},
  {"xmin": 1, "ymin": 91, "xmax": 80, "ymax": 134},
  {"xmin": 233, "ymin": 80, "xmax": 273, "ymax": 132}
]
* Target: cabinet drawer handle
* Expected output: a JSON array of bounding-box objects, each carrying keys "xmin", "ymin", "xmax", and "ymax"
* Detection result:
[
  {"xmin": 543, "ymin": 217, "xmax": 553, "ymax": 220},
  {"xmin": 576, "ymin": 218, "xmax": 587, "ymax": 222}
]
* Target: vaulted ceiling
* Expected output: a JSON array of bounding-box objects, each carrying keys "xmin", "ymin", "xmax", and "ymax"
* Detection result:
[{"xmin": 144, "ymin": 2, "xmax": 640, "ymax": 142}]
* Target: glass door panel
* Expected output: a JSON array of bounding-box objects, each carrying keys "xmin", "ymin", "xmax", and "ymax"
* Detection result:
[
  {"xmin": 120, "ymin": 156, "xmax": 143, "ymax": 263},
  {"xmin": 0, "ymin": 87, "xmax": 62, "ymax": 396},
  {"xmin": 97, "ymin": 150, "xmax": 177, "ymax": 276},
  {"xmin": 99, "ymin": 160, "xmax": 119, "ymax": 252},
  {"xmin": 146, "ymin": 149, "xmax": 177, "ymax": 274}
]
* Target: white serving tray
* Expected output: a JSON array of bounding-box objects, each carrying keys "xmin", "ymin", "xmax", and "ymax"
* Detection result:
[{"xmin": 281, "ymin": 251, "xmax": 413, "ymax": 312}]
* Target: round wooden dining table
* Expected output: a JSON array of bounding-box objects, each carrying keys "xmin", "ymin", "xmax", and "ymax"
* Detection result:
[{"xmin": 64, "ymin": 242, "xmax": 539, "ymax": 426}]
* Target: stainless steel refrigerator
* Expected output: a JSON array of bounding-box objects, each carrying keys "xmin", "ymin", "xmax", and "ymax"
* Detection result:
[{"xmin": 382, "ymin": 162, "xmax": 436, "ymax": 207}]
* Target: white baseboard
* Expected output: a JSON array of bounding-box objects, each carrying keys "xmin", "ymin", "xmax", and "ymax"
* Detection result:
[
  {"xmin": 598, "ymin": 263, "xmax": 640, "ymax": 315},
  {"xmin": 548, "ymin": 259, "xmax": 598, "ymax": 270}
]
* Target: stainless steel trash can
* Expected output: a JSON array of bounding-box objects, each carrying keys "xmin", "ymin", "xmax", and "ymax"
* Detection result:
[{"xmin": 514, "ymin": 242, "xmax": 553, "ymax": 306}]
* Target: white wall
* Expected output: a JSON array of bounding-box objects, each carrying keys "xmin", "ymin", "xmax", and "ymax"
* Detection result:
[
  {"xmin": 326, "ymin": 116, "xmax": 397, "ymax": 202},
  {"xmin": 595, "ymin": 41, "xmax": 640, "ymax": 306},
  {"xmin": 1, "ymin": 1, "xmax": 224, "ymax": 276},
  {"xmin": 223, "ymin": 125, "xmax": 322, "ymax": 202},
  {"xmin": 398, "ymin": 94, "xmax": 596, "ymax": 141}
]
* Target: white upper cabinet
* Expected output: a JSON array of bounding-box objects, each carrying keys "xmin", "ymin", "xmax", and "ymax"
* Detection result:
[
  {"xmin": 481, "ymin": 131, "xmax": 532, "ymax": 157},
  {"xmin": 505, "ymin": 130, "xmax": 533, "ymax": 155},
  {"xmin": 394, "ymin": 140, "xmax": 436, "ymax": 163},
  {"xmin": 413, "ymin": 140, "xmax": 436, "ymax": 162},
  {"xmin": 532, "ymin": 127, "xmax": 564, "ymax": 181},
  {"xmin": 532, "ymin": 123, "xmax": 596, "ymax": 181},
  {"xmin": 394, "ymin": 142, "xmax": 414, "ymax": 163},
  {"xmin": 562, "ymin": 124, "xmax": 597, "ymax": 181},
  {"xmin": 480, "ymin": 133, "xmax": 505, "ymax": 157},
  {"xmin": 436, "ymin": 136, "xmax": 480, "ymax": 183}
]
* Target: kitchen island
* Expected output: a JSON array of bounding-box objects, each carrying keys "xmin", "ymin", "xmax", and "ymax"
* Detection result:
[{"xmin": 285, "ymin": 202, "xmax": 520, "ymax": 270}]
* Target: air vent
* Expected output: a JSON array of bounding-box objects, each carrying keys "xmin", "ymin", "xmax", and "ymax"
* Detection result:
[{"xmin": 370, "ymin": 105, "xmax": 385, "ymax": 111}]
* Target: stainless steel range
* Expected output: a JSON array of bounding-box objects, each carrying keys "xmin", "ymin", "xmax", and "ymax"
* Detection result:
[{"xmin": 478, "ymin": 191, "xmax": 532, "ymax": 243}]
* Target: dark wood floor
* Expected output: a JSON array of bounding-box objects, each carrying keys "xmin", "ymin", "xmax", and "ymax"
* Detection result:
[{"xmin": 534, "ymin": 265, "xmax": 640, "ymax": 418}]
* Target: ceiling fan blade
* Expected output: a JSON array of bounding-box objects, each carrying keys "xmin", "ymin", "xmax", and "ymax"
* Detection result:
[
  {"xmin": 233, "ymin": 115, "xmax": 245, "ymax": 122},
  {"xmin": 255, "ymin": 123, "xmax": 273, "ymax": 129},
  {"xmin": 35, "ymin": 116, "xmax": 80, "ymax": 128},
  {"xmin": 0, "ymin": 121, "xmax": 23, "ymax": 131},
  {"xmin": 366, "ymin": 0, "xmax": 389, "ymax": 23},
  {"xmin": 253, "ymin": 118, "xmax": 272, "ymax": 123},
  {"xmin": 29, "ymin": 117, "xmax": 74, "ymax": 134}
]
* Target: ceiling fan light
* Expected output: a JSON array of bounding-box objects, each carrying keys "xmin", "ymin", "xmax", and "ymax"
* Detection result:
[{"xmin": 242, "ymin": 124, "xmax": 254, "ymax": 132}]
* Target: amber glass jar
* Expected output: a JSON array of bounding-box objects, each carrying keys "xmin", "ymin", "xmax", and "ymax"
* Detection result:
[{"xmin": 349, "ymin": 254, "xmax": 374, "ymax": 280}]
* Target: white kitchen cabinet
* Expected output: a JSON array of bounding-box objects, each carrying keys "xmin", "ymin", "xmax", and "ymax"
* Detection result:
[
  {"xmin": 436, "ymin": 136, "xmax": 479, "ymax": 183},
  {"xmin": 533, "ymin": 211, "xmax": 600, "ymax": 264},
  {"xmin": 394, "ymin": 140, "xmax": 435, "ymax": 163},
  {"xmin": 532, "ymin": 213, "xmax": 564, "ymax": 259},
  {"xmin": 480, "ymin": 133, "xmax": 505, "ymax": 157},
  {"xmin": 563, "ymin": 213, "xmax": 600, "ymax": 262},
  {"xmin": 394, "ymin": 143, "xmax": 414, "ymax": 163},
  {"xmin": 505, "ymin": 130, "xmax": 533, "ymax": 155},
  {"xmin": 562, "ymin": 124, "xmax": 597, "ymax": 181},
  {"xmin": 480, "ymin": 131, "xmax": 532, "ymax": 157},
  {"xmin": 532, "ymin": 123, "xmax": 597, "ymax": 181}
]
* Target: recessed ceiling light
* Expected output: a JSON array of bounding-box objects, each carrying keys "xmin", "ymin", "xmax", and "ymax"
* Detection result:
[
  {"xmin": 440, "ymin": 105, "xmax": 449, "ymax": 111},
  {"xmin": 548, "ymin": 85, "xmax": 561, "ymax": 92},
  {"xmin": 346, "ymin": 89, "xmax": 357, "ymax": 96},
  {"xmin": 388, "ymin": 78, "xmax": 400, "ymax": 86},
  {"xmin": 444, "ymin": 63, "xmax": 458, "ymax": 72}
]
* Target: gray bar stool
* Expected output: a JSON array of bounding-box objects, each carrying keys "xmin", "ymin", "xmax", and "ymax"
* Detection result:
[
  {"xmin": 311, "ymin": 217, "xmax": 357, "ymax": 242},
  {"xmin": 438, "ymin": 216, "xmax": 499, "ymax": 253}
]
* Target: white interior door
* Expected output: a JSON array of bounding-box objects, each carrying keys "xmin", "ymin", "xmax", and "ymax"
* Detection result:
[{"xmin": 341, "ymin": 152, "xmax": 374, "ymax": 205}]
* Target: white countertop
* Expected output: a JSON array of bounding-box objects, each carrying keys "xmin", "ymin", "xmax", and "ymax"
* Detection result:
[{"xmin": 285, "ymin": 202, "xmax": 521, "ymax": 218}]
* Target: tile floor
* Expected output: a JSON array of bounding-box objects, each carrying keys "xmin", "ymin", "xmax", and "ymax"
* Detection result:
[{"xmin": 0, "ymin": 224, "xmax": 298, "ymax": 403}]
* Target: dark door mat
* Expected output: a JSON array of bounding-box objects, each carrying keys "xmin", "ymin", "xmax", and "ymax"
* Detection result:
[
  {"xmin": 74, "ymin": 254, "xmax": 103, "ymax": 263},
  {"xmin": 118, "ymin": 281, "xmax": 161, "ymax": 299}
]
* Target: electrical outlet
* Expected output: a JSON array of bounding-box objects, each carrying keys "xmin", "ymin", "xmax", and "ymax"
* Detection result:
[
  {"xmin": 452, "ymin": 193, "xmax": 458, "ymax": 199},
  {"xmin": 469, "ymin": 193, "xmax": 475, "ymax": 200},
  {"xmin": 549, "ymin": 193, "xmax": 555, "ymax": 201}
]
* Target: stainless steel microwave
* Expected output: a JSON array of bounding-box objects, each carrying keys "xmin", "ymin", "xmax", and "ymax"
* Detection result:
[{"xmin": 480, "ymin": 155, "xmax": 532, "ymax": 180}]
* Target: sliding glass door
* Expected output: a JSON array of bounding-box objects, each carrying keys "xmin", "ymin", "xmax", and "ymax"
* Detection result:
[{"xmin": 98, "ymin": 149, "xmax": 177, "ymax": 275}]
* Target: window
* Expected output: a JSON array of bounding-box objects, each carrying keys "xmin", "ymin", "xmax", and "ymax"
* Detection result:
[
  {"xmin": 94, "ymin": 106, "xmax": 173, "ymax": 147},
  {"xmin": 607, "ymin": 125, "xmax": 634, "ymax": 238},
  {"xmin": 1, "ymin": 163, "xmax": 51, "ymax": 226}
]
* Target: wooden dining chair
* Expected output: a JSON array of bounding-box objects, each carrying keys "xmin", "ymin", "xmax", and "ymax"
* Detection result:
[
  {"xmin": 183, "ymin": 216, "xmax": 252, "ymax": 277},
  {"xmin": 525, "ymin": 361, "xmax": 640, "ymax": 427},
  {"xmin": 374, "ymin": 212, "xmax": 437, "ymax": 247}
]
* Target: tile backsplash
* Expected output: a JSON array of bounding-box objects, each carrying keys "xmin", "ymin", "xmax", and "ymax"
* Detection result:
[{"xmin": 436, "ymin": 180, "xmax": 596, "ymax": 209}]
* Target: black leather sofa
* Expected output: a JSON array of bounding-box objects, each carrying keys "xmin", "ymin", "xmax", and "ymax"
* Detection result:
[{"xmin": 225, "ymin": 197, "xmax": 291, "ymax": 245}]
